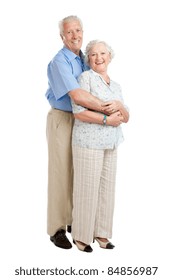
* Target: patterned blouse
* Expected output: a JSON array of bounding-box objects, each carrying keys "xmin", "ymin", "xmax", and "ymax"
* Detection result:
[{"xmin": 71, "ymin": 69, "xmax": 127, "ymax": 149}]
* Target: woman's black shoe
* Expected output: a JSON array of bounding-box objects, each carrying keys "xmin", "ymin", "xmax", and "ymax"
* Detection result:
[
  {"xmin": 95, "ymin": 237, "xmax": 115, "ymax": 249},
  {"xmin": 73, "ymin": 240, "xmax": 93, "ymax": 252}
]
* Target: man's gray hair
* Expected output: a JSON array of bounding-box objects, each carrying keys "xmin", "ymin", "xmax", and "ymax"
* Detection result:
[
  {"xmin": 59, "ymin": 15, "xmax": 83, "ymax": 35},
  {"xmin": 85, "ymin": 40, "xmax": 115, "ymax": 65}
]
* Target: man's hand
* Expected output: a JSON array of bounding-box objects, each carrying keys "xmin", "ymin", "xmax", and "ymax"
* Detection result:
[{"xmin": 101, "ymin": 100, "xmax": 123, "ymax": 115}]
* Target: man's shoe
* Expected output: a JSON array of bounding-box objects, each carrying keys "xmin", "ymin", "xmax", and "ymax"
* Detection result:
[
  {"xmin": 67, "ymin": 225, "xmax": 72, "ymax": 233},
  {"xmin": 50, "ymin": 229, "xmax": 72, "ymax": 249}
]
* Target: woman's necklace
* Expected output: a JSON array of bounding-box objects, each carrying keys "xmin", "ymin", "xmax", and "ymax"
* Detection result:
[
  {"xmin": 104, "ymin": 75, "xmax": 110, "ymax": 85},
  {"xmin": 100, "ymin": 74, "xmax": 110, "ymax": 85}
]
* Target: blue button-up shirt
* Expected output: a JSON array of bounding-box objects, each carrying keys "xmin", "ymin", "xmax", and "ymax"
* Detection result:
[{"xmin": 45, "ymin": 47, "xmax": 89, "ymax": 111}]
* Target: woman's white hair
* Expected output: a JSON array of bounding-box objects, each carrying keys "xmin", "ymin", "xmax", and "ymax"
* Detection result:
[
  {"xmin": 85, "ymin": 40, "xmax": 114, "ymax": 65},
  {"xmin": 59, "ymin": 15, "xmax": 83, "ymax": 35}
]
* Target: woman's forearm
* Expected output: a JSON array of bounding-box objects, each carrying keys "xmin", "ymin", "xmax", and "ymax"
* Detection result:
[
  {"xmin": 74, "ymin": 110, "xmax": 104, "ymax": 124},
  {"xmin": 74, "ymin": 110, "xmax": 124, "ymax": 127}
]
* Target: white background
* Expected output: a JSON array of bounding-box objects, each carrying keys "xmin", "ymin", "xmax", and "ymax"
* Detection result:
[{"xmin": 0, "ymin": 0, "xmax": 173, "ymax": 279}]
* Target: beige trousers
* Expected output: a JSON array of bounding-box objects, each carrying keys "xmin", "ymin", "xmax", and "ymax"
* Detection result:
[
  {"xmin": 46, "ymin": 108, "xmax": 74, "ymax": 236},
  {"xmin": 72, "ymin": 146, "xmax": 117, "ymax": 244}
]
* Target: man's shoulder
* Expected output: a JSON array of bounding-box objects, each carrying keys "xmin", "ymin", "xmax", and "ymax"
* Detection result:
[
  {"xmin": 51, "ymin": 48, "xmax": 77, "ymax": 64},
  {"xmin": 51, "ymin": 49, "xmax": 68, "ymax": 63}
]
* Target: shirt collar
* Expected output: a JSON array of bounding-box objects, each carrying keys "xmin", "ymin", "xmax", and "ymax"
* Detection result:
[
  {"xmin": 90, "ymin": 69, "xmax": 111, "ymax": 86},
  {"xmin": 62, "ymin": 47, "xmax": 83, "ymax": 61},
  {"xmin": 90, "ymin": 69, "xmax": 102, "ymax": 79}
]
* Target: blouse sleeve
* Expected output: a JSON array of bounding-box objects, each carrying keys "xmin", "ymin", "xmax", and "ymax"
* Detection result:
[{"xmin": 115, "ymin": 82, "xmax": 129, "ymax": 112}]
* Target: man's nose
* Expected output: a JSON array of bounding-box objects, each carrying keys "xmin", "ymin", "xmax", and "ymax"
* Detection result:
[{"xmin": 72, "ymin": 31, "xmax": 78, "ymax": 38}]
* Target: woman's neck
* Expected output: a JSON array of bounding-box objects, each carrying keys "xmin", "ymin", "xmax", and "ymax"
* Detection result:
[{"xmin": 100, "ymin": 72, "xmax": 110, "ymax": 85}]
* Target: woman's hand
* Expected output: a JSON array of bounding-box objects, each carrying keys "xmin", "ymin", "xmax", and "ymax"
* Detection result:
[
  {"xmin": 107, "ymin": 111, "xmax": 124, "ymax": 127},
  {"xmin": 102, "ymin": 100, "xmax": 129, "ymax": 123}
]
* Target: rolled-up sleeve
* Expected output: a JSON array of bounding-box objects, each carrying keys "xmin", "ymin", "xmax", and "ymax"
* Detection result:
[{"xmin": 48, "ymin": 58, "xmax": 80, "ymax": 101}]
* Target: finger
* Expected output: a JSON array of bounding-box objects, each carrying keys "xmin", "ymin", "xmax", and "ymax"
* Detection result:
[
  {"xmin": 101, "ymin": 102, "xmax": 112, "ymax": 107},
  {"xmin": 103, "ymin": 107, "xmax": 112, "ymax": 112}
]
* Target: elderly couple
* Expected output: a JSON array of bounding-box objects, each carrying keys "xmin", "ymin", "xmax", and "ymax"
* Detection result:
[{"xmin": 45, "ymin": 15, "xmax": 129, "ymax": 253}]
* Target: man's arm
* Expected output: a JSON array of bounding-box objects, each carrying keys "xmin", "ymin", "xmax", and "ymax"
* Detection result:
[{"xmin": 69, "ymin": 88, "xmax": 104, "ymax": 113}]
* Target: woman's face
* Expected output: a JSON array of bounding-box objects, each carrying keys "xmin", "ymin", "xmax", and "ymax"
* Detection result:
[{"xmin": 88, "ymin": 43, "xmax": 111, "ymax": 73}]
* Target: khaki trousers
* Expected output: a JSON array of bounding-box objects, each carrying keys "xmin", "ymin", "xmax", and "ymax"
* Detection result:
[
  {"xmin": 72, "ymin": 146, "xmax": 117, "ymax": 244},
  {"xmin": 46, "ymin": 108, "xmax": 74, "ymax": 236}
]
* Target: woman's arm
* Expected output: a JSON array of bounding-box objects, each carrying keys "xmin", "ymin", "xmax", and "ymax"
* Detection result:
[{"xmin": 74, "ymin": 110, "xmax": 124, "ymax": 127}]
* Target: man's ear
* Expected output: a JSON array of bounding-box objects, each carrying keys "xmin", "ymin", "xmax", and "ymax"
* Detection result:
[{"xmin": 60, "ymin": 34, "xmax": 65, "ymax": 41}]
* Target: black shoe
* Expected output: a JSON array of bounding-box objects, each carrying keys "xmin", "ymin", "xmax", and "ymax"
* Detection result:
[
  {"xmin": 67, "ymin": 225, "xmax": 72, "ymax": 233},
  {"xmin": 50, "ymin": 229, "xmax": 72, "ymax": 249},
  {"xmin": 73, "ymin": 240, "xmax": 93, "ymax": 253},
  {"xmin": 95, "ymin": 237, "xmax": 115, "ymax": 249}
]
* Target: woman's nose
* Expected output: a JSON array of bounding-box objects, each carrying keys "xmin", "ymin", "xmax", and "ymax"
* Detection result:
[{"xmin": 96, "ymin": 54, "xmax": 101, "ymax": 60}]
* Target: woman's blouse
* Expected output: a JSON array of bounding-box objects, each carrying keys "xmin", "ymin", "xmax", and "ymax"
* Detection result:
[{"xmin": 71, "ymin": 69, "xmax": 127, "ymax": 149}]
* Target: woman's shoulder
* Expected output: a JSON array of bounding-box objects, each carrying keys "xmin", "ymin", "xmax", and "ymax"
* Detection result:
[
  {"xmin": 80, "ymin": 69, "xmax": 92, "ymax": 77},
  {"xmin": 78, "ymin": 69, "xmax": 92, "ymax": 82},
  {"xmin": 111, "ymin": 79, "xmax": 121, "ymax": 87},
  {"xmin": 111, "ymin": 80, "xmax": 122, "ymax": 90}
]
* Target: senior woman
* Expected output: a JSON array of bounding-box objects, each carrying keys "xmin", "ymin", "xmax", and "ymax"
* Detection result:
[{"xmin": 71, "ymin": 40, "xmax": 129, "ymax": 252}]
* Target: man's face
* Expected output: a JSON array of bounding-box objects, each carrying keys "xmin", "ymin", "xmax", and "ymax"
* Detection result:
[{"xmin": 61, "ymin": 20, "xmax": 83, "ymax": 55}]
